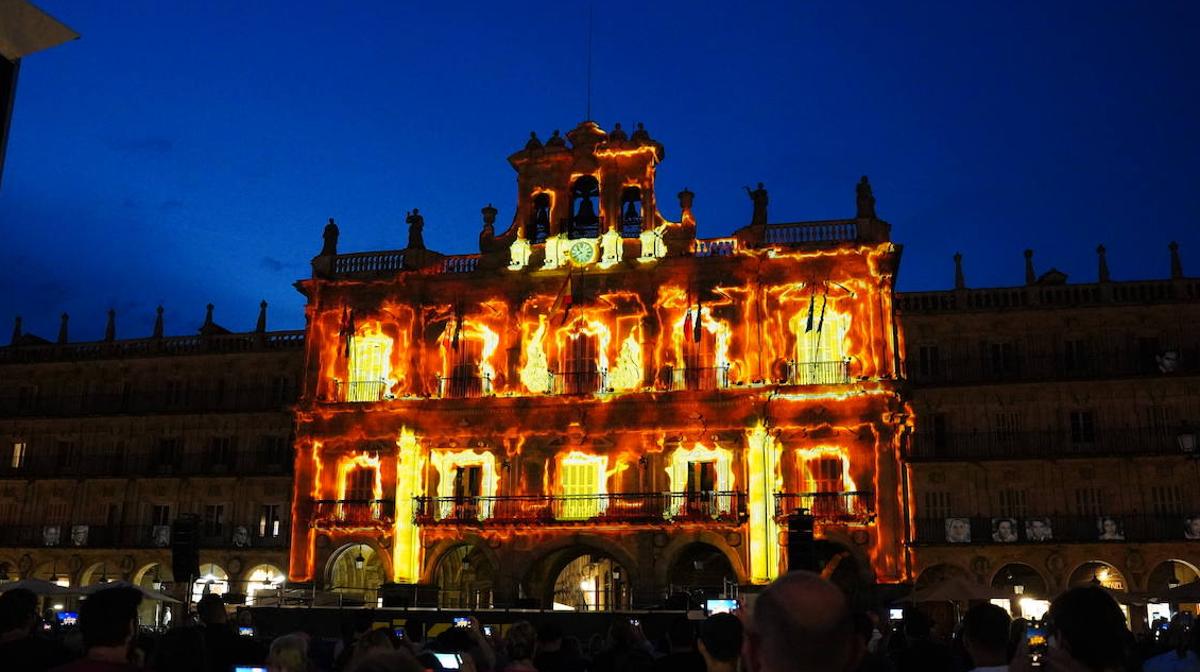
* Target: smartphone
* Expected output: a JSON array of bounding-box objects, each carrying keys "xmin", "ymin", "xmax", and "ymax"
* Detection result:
[
  {"xmin": 1026, "ymin": 619, "xmax": 1049, "ymax": 667},
  {"xmin": 57, "ymin": 612, "xmax": 79, "ymax": 626},
  {"xmin": 433, "ymin": 652, "xmax": 462, "ymax": 669},
  {"xmin": 888, "ymin": 608, "xmax": 904, "ymax": 621},
  {"xmin": 630, "ymin": 618, "xmax": 640, "ymax": 627},
  {"xmin": 453, "ymin": 617, "xmax": 471, "ymax": 628},
  {"xmin": 238, "ymin": 626, "xmax": 255, "ymax": 637},
  {"xmin": 706, "ymin": 599, "xmax": 738, "ymax": 615},
  {"xmin": 482, "ymin": 625, "xmax": 494, "ymax": 637},
  {"xmin": 393, "ymin": 627, "xmax": 406, "ymax": 639},
  {"xmin": 233, "ymin": 667, "xmax": 268, "ymax": 672}
]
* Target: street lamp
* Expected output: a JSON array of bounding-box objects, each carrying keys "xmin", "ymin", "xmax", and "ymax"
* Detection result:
[{"xmin": 354, "ymin": 550, "xmax": 366, "ymax": 571}]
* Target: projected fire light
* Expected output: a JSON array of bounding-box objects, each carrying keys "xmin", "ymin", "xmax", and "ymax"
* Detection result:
[{"xmin": 289, "ymin": 120, "xmax": 909, "ymax": 603}]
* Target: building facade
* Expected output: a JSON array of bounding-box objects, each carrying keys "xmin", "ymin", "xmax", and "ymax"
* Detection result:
[
  {"xmin": 286, "ymin": 121, "xmax": 909, "ymax": 608},
  {"xmin": 899, "ymin": 247, "xmax": 1200, "ymax": 624},
  {"xmin": 0, "ymin": 304, "xmax": 302, "ymax": 623}
]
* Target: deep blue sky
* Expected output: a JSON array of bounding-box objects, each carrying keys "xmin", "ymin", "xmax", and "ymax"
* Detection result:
[{"xmin": 3, "ymin": 1, "xmax": 1197, "ymax": 340}]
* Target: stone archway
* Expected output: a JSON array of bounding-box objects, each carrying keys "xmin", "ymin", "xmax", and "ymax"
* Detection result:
[
  {"xmin": 524, "ymin": 537, "xmax": 639, "ymax": 610},
  {"xmin": 131, "ymin": 562, "xmax": 174, "ymax": 627},
  {"xmin": 1146, "ymin": 559, "xmax": 1200, "ymax": 594},
  {"xmin": 990, "ymin": 562, "xmax": 1049, "ymax": 599},
  {"xmin": 663, "ymin": 542, "xmax": 737, "ymax": 607},
  {"xmin": 243, "ymin": 564, "xmax": 286, "ymax": 605},
  {"xmin": 1067, "ymin": 560, "xmax": 1127, "ymax": 591},
  {"xmin": 326, "ymin": 542, "xmax": 386, "ymax": 605},
  {"xmin": 429, "ymin": 543, "xmax": 497, "ymax": 609}
]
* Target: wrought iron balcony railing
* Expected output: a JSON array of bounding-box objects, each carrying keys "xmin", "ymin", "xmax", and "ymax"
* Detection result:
[
  {"xmin": 665, "ymin": 365, "xmax": 730, "ymax": 392},
  {"xmin": 0, "ymin": 447, "xmax": 293, "ymax": 480},
  {"xmin": 437, "ymin": 374, "xmax": 492, "ymax": 399},
  {"xmin": 549, "ymin": 370, "xmax": 609, "ymax": 396},
  {"xmin": 773, "ymin": 491, "xmax": 875, "ymax": 522},
  {"xmin": 0, "ymin": 524, "xmax": 289, "ymax": 549},
  {"xmin": 905, "ymin": 427, "xmax": 1187, "ymax": 461},
  {"xmin": 906, "ymin": 349, "xmax": 1200, "ymax": 386},
  {"xmin": 333, "ymin": 380, "xmax": 388, "ymax": 403},
  {"xmin": 311, "ymin": 499, "xmax": 395, "ymax": 527},
  {"xmin": 413, "ymin": 491, "xmax": 748, "ymax": 526},
  {"xmin": 784, "ymin": 360, "xmax": 852, "ymax": 386},
  {"xmin": 911, "ymin": 514, "xmax": 1198, "ymax": 545},
  {"xmin": 0, "ymin": 386, "xmax": 298, "ymax": 418}
]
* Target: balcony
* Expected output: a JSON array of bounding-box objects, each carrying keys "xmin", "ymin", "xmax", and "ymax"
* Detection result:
[
  {"xmin": 905, "ymin": 428, "xmax": 1186, "ymax": 461},
  {"xmin": 413, "ymin": 491, "xmax": 748, "ymax": 526},
  {"xmin": 665, "ymin": 366, "xmax": 730, "ymax": 392},
  {"xmin": 549, "ymin": 370, "xmax": 608, "ymax": 396},
  {"xmin": 0, "ymin": 386, "xmax": 297, "ymax": 418},
  {"xmin": 907, "ymin": 349, "xmax": 1200, "ymax": 387},
  {"xmin": 0, "ymin": 524, "xmax": 289, "ymax": 549},
  {"xmin": 311, "ymin": 499, "xmax": 395, "ymax": 528},
  {"xmin": 774, "ymin": 491, "xmax": 875, "ymax": 523},
  {"xmin": 911, "ymin": 514, "xmax": 1195, "ymax": 546},
  {"xmin": 333, "ymin": 380, "xmax": 388, "ymax": 403},
  {"xmin": 0, "ymin": 447, "xmax": 292, "ymax": 480},
  {"xmin": 784, "ymin": 360, "xmax": 851, "ymax": 386},
  {"xmin": 437, "ymin": 374, "xmax": 493, "ymax": 399}
]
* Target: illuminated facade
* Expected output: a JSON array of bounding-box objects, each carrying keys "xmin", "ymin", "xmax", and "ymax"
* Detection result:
[
  {"xmin": 900, "ymin": 248, "xmax": 1200, "ymax": 626},
  {"xmin": 288, "ymin": 121, "xmax": 909, "ymax": 608},
  {"xmin": 0, "ymin": 305, "xmax": 301, "ymax": 622}
]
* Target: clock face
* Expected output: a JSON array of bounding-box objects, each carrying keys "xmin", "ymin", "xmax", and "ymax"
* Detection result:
[{"xmin": 569, "ymin": 240, "xmax": 595, "ymax": 264}]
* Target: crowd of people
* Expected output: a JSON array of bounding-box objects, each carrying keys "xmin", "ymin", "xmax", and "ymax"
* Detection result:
[{"xmin": 0, "ymin": 571, "xmax": 1197, "ymax": 672}]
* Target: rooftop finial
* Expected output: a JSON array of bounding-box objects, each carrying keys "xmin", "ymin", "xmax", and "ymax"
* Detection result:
[
  {"xmin": 1097, "ymin": 244, "xmax": 1110, "ymax": 283},
  {"xmin": 856, "ymin": 176, "xmax": 876, "ymax": 219},
  {"xmin": 104, "ymin": 309, "xmax": 116, "ymax": 342},
  {"xmin": 203, "ymin": 303, "xmax": 214, "ymax": 328},
  {"xmin": 1170, "ymin": 241, "xmax": 1183, "ymax": 279},
  {"xmin": 256, "ymin": 300, "xmax": 268, "ymax": 333},
  {"xmin": 153, "ymin": 306, "xmax": 164, "ymax": 339},
  {"xmin": 954, "ymin": 252, "xmax": 965, "ymax": 289},
  {"xmin": 405, "ymin": 209, "xmax": 426, "ymax": 250},
  {"xmin": 1024, "ymin": 249, "xmax": 1036, "ymax": 286},
  {"xmin": 10, "ymin": 316, "xmax": 21, "ymax": 346},
  {"xmin": 57, "ymin": 313, "xmax": 69, "ymax": 344}
]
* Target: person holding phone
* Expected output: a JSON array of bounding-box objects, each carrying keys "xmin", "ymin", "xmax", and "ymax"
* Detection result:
[{"xmin": 1009, "ymin": 586, "xmax": 1138, "ymax": 672}]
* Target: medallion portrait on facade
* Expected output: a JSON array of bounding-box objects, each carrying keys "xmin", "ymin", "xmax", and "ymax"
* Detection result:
[
  {"xmin": 70, "ymin": 524, "xmax": 89, "ymax": 546},
  {"xmin": 1025, "ymin": 517, "xmax": 1053, "ymax": 541},
  {"xmin": 1097, "ymin": 516, "xmax": 1125, "ymax": 541},
  {"xmin": 945, "ymin": 517, "xmax": 971, "ymax": 543},
  {"xmin": 991, "ymin": 517, "xmax": 1018, "ymax": 543},
  {"xmin": 1185, "ymin": 516, "xmax": 1200, "ymax": 540}
]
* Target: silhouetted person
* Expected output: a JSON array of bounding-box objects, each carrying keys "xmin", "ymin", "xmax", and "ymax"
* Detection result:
[
  {"xmin": 150, "ymin": 626, "xmax": 209, "ymax": 672},
  {"xmin": 50, "ymin": 585, "xmax": 142, "ymax": 672},
  {"xmin": 853, "ymin": 612, "xmax": 894, "ymax": 672},
  {"xmin": 698, "ymin": 613, "xmax": 742, "ymax": 672},
  {"xmin": 743, "ymin": 570, "xmax": 863, "ymax": 672},
  {"xmin": 1142, "ymin": 613, "xmax": 1199, "ymax": 671},
  {"xmin": 500, "ymin": 620, "xmax": 537, "ymax": 672},
  {"xmin": 406, "ymin": 209, "xmax": 426, "ymax": 249},
  {"xmin": 590, "ymin": 619, "xmax": 653, "ymax": 672},
  {"xmin": 961, "ymin": 604, "xmax": 1011, "ymax": 672},
  {"xmin": 1010, "ymin": 586, "xmax": 1139, "ymax": 672},
  {"xmin": 534, "ymin": 621, "xmax": 586, "ymax": 672},
  {"xmin": 0, "ymin": 588, "xmax": 72, "ymax": 671},
  {"xmin": 892, "ymin": 607, "xmax": 953, "ymax": 672},
  {"xmin": 658, "ymin": 617, "xmax": 705, "ymax": 672},
  {"xmin": 196, "ymin": 593, "xmax": 263, "ymax": 672}
]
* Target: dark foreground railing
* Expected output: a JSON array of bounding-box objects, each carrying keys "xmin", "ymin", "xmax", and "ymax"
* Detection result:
[
  {"xmin": 414, "ymin": 492, "xmax": 748, "ymax": 525},
  {"xmin": 774, "ymin": 491, "xmax": 875, "ymax": 522}
]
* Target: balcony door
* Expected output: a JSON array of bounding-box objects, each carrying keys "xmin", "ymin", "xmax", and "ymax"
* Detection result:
[
  {"xmin": 559, "ymin": 458, "xmax": 604, "ymax": 520},
  {"xmin": 682, "ymin": 328, "xmax": 719, "ymax": 391},
  {"xmin": 344, "ymin": 467, "xmax": 378, "ymax": 522},
  {"xmin": 448, "ymin": 339, "xmax": 484, "ymax": 398},
  {"xmin": 805, "ymin": 456, "xmax": 847, "ymax": 517},
  {"xmin": 561, "ymin": 331, "xmax": 599, "ymax": 395},
  {"xmin": 452, "ymin": 465, "xmax": 483, "ymax": 520},
  {"xmin": 685, "ymin": 461, "xmax": 718, "ymax": 516}
]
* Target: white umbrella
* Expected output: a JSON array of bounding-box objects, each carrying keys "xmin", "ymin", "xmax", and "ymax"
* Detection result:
[
  {"xmin": 81, "ymin": 580, "xmax": 181, "ymax": 604},
  {"xmin": 0, "ymin": 578, "xmax": 76, "ymax": 595}
]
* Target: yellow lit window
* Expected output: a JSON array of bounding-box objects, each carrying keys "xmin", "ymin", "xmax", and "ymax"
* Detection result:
[
  {"xmin": 347, "ymin": 334, "xmax": 390, "ymax": 401},
  {"xmin": 558, "ymin": 453, "xmax": 606, "ymax": 520},
  {"xmin": 11, "ymin": 442, "xmax": 26, "ymax": 469}
]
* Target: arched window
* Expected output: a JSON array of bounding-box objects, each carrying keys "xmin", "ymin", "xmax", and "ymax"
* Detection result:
[
  {"xmin": 619, "ymin": 186, "xmax": 643, "ymax": 238},
  {"xmin": 530, "ymin": 193, "xmax": 551, "ymax": 243},
  {"xmin": 568, "ymin": 176, "xmax": 601, "ymax": 239}
]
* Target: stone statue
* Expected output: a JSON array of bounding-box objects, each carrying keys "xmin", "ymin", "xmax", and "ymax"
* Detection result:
[
  {"xmin": 609, "ymin": 122, "xmax": 628, "ymax": 142},
  {"xmin": 546, "ymin": 130, "xmax": 566, "ymax": 148},
  {"xmin": 631, "ymin": 122, "xmax": 650, "ymax": 143},
  {"xmin": 678, "ymin": 187, "xmax": 695, "ymax": 214},
  {"xmin": 406, "ymin": 209, "xmax": 426, "ymax": 250},
  {"xmin": 856, "ymin": 176, "xmax": 876, "ymax": 219},
  {"xmin": 745, "ymin": 182, "xmax": 768, "ymax": 227},
  {"xmin": 479, "ymin": 203, "xmax": 497, "ymax": 251},
  {"xmin": 525, "ymin": 131, "xmax": 542, "ymax": 151},
  {"xmin": 320, "ymin": 217, "xmax": 339, "ymax": 256}
]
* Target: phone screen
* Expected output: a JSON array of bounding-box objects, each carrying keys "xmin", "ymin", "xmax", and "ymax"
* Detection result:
[
  {"xmin": 888, "ymin": 608, "xmax": 904, "ymax": 621},
  {"xmin": 453, "ymin": 617, "xmax": 470, "ymax": 628},
  {"xmin": 433, "ymin": 652, "xmax": 462, "ymax": 669},
  {"xmin": 233, "ymin": 667, "xmax": 268, "ymax": 672},
  {"xmin": 482, "ymin": 625, "xmax": 493, "ymax": 637},
  {"xmin": 706, "ymin": 599, "xmax": 738, "ymax": 615},
  {"xmin": 238, "ymin": 626, "xmax": 255, "ymax": 637},
  {"xmin": 393, "ymin": 627, "xmax": 405, "ymax": 639},
  {"xmin": 1026, "ymin": 620, "xmax": 1049, "ymax": 665}
]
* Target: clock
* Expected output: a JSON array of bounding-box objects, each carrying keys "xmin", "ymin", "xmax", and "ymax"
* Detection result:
[{"xmin": 568, "ymin": 240, "xmax": 596, "ymax": 265}]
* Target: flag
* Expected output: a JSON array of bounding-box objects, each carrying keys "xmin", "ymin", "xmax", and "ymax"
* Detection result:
[
  {"xmin": 805, "ymin": 285, "xmax": 816, "ymax": 332},
  {"xmin": 550, "ymin": 270, "xmax": 574, "ymax": 324},
  {"xmin": 693, "ymin": 301, "xmax": 703, "ymax": 343},
  {"xmin": 451, "ymin": 303, "xmax": 463, "ymax": 350},
  {"xmin": 683, "ymin": 308, "xmax": 693, "ymax": 343},
  {"xmin": 339, "ymin": 306, "xmax": 356, "ymax": 358},
  {"xmin": 816, "ymin": 285, "xmax": 828, "ymax": 333}
]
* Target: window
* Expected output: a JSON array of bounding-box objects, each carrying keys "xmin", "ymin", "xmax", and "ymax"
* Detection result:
[
  {"xmin": 156, "ymin": 438, "xmax": 182, "ymax": 471},
  {"xmin": 1073, "ymin": 487, "xmax": 1104, "ymax": 516},
  {"xmin": 1063, "ymin": 339, "xmax": 1090, "ymax": 374},
  {"xmin": 10, "ymin": 442, "xmax": 26, "ymax": 469},
  {"xmin": 202, "ymin": 504, "xmax": 225, "ymax": 537},
  {"xmin": 55, "ymin": 441, "xmax": 79, "ymax": 470},
  {"xmin": 917, "ymin": 344, "xmax": 941, "ymax": 380},
  {"xmin": 208, "ymin": 437, "xmax": 235, "ymax": 470},
  {"xmin": 530, "ymin": 193, "xmax": 551, "ymax": 244},
  {"xmin": 259, "ymin": 504, "xmax": 282, "ymax": 538},
  {"xmin": 1144, "ymin": 406, "xmax": 1171, "ymax": 437},
  {"xmin": 165, "ymin": 379, "xmax": 187, "ymax": 407},
  {"xmin": 997, "ymin": 488, "xmax": 1028, "ymax": 517},
  {"xmin": 924, "ymin": 491, "xmax": 952, "ymax": 519},
  {"xmin": 986, "ymin": 342, "xmax": 1020, "ymax": 376},
  {"xmin": 1150, "ymin": 486, "xmax": 1183, "ymax": 515},
  {"xmin": 261, "ymin": 435, "xmax": 290, "ymax": 469},
  {"xmin": 345, "ymin": 467, "xmax": 376, "ymax": 502},
  {"xmin": 806, "ymin": 457, "xmax": 845, "ymax": 493},
  {"xmin": 348, "ymin": 336, "xmax": 389, "ymax": 402},
  {"xmin": 558, "ymin": 455, "xmax": 605, "ymax": 520},
  {"xmin": 619, "ymin": 186, "xmax": 643, "ymax": 238},
  {"xmin": 915, "ymin": 413, "xmax": 949, "ymax": 457},
  {"xmin": 560, "ymin": 331, "xmax": 600, "ymax": 395},
  {"xmin": 150, "ymin": 504, "xmax": 171, "ymax": 526},
  {"xmin": 445, "ymin": 338, "xmax": 485, "ymax": 398},
  {"xmin": 1069, "ymin": 411, "xmax": 1095, "ymax": 444},
  {"xmin": 270, "ymin": 375, "xmax": 291, "ymax": 404},
  {"xmin": 1137, "ymin": 336, "xmax": 1161, "ymax": 374},
  {"xmin": 453, "ymin": 466, "xmax": 483, "ymax": 499},
  {"xmin": 568, "ymin": 175, "xmax": 601, "ymax": 239},
  {"xmin": 681, "ymin": 326, "xmax": 723, "ymax": 390},
  {"xmin": 994, "ymin": 412, "xmax": 1021, "ymax": 444}
]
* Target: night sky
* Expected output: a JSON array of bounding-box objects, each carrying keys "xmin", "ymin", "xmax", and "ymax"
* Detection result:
[{"xmin": 2, "ymin": 1, "xmax": 1197, "ymax": 341}]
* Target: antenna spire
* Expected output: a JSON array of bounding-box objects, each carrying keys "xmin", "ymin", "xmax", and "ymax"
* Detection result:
[{"xmin": 586, "ymin": 2, "xmax": 593, "ymax": 121}]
